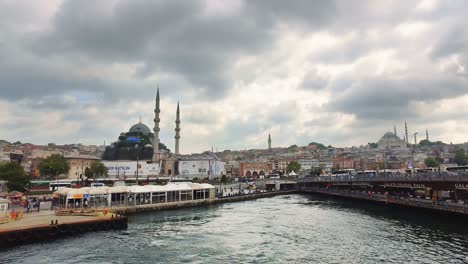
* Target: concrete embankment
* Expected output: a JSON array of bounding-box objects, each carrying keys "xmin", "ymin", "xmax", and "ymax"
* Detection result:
[
  {"xmin": 0, "ymin": 191, "xmax": 293, "ymax": 248},
  {"xmin": 112, "ymin": 190, "xmax": 296, "ymax": 215},
  {"xmin": 301, "ymin": 188, "xmax": 468, "ymax": 216},
  {"xmin": 0, "ymin": 214, "xmax": 127, "ymax": 249}
]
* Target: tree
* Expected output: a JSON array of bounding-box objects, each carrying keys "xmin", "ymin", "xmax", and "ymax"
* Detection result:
[
  {"xmin": 310, "ymin": 166, "xmax": 323, "ymax": 176},
  {"xmin": 39, "ymin": 154, "xmax": 69, "ymax": 179},
  {"xmin": 84, "ymin": 167, "xmax": 93, "ymax": 179},
  {"xmin": 0, "ymin": 162, "xmax": 30, "ymax": 191},
  {"xmin": 221, "ymin": 175, "xmax": 227, "ymax": 184},
  {"xmin": 368, "ymin": 143, "xmax": 378, "ymax": 149},
  {"xmin": 89, "ymin": 161, "xmax": 108, "ymax": 178},
  {"xmin": 454, "ymin": 149, "xmax": 468, "ymax": 166},
  {"xmin": 308, "ymin": 142, "xmax": 326, "ymax": 149},
  {"xmin": 287, "ymin": 161, "xmax": 301, "ymax": 173},
  {"xmin": 424, "ymin": 157, "xmax": 439, "ymax": 168},
  {"xmin": 419, "ymin": 139, "xmax": 432, "ymax": 147}
]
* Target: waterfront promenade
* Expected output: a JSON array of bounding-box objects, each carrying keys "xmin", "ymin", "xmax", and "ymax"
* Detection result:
[
  {"xmin": 301, "ymin": 187, "xmax": 468, "ymax": 215},
  {"xmin": 0, "ymin": 210, "xmax": 115, "ymax": 231},
  {"xmin": 0, "ymin": 190, "xmax": 293, "ymax": 248}
]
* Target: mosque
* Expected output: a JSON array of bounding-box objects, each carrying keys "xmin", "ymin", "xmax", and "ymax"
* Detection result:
[
  {"xmin": 377, "ymin": 125, "xmax": 407, "ymax": 149},
  {"xmin": 102, "ymin": 87, "xmax": 182, "ymax": 176}
]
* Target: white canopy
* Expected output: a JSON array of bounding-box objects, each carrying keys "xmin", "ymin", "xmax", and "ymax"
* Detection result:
[
  {"xmin": 289, "ymin": 170, "xmax": 298, "ymax": 176},
  {"xmin": 55, "ymin": 183, "xmax": 215, "ymax": 196}
]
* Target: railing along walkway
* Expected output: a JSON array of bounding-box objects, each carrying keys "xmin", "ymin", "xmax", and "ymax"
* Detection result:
[{"xmin": 303, "ymin": 188, "xmax": 468, "ymax": 215}]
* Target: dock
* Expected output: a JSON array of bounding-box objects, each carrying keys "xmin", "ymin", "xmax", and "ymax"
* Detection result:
[
  {"xmin": 0, "ymin": 210, "xmax": 127, "ymax": 249},
  {"xmin": 0, "ymin": 190, "xmax": 292, "ymax": 248}
]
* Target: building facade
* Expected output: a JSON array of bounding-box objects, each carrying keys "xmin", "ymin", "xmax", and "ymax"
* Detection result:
[{"xmin": 239, "ymin": 161, "xmax": 270, "ymax": 177}]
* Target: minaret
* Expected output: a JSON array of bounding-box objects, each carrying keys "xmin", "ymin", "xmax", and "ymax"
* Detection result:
[
  {"xmin": 152, "ymin": 86, "xmax": 161, "ymax": 162},
  {"xmin": 268, "ymin": 133, "xmax": 272, "ymax": 151},
  {"xmin": 175, "ymin": 101, "xmax": 181, "ymax": 155},
  {"xmin": 394, "ymin": 124, "xmax": 397, "ymax": 136},
  {"xmin": 405, "ymin": 121, "xmax": 409, "ymax": 144},
  {"xmin": 426, "ymin": 128, "xmax": 429, "ymax": 142}
]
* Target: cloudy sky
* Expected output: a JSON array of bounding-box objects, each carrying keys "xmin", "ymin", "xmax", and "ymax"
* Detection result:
[{"xmin": 1, "ymin": 0, "xmax": 467, "ymax": 153}]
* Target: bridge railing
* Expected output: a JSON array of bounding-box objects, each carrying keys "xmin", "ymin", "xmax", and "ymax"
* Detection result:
[
  {"xmin": 304, "ymin": 187, "xmax": 468, "ymax": 211},
  {"xmin": 298, "ymin": 171, "xmax": 468, "ymax": 183}
]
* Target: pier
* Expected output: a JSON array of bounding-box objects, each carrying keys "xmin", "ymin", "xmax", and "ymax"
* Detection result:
[
  {"xmin": 0, "ymin": 211, "xmax": 127, "ymax": 249},
  {"xmin": 298, "ymin": 172, "xmax": 468, "ymax": 216},
  {"xmin": 0, "ymin": 190, "xmax": 293, "ymax": 247}
]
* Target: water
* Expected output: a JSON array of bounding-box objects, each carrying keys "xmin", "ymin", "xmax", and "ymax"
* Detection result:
[{"xmin": 2, "ymin": 194, "xmax": 468, "ymax": 263}]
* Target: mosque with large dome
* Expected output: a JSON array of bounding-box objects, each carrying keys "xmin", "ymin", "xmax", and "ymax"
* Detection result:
[
  {"xmin": 102, "ymin": 88, "xmax": 181, "ymax": 173},
  {"xmin": 102, "ymin": 120, "xmax": 169, "ymax": 161},
  {"xmin": 377, "ymin": 131, "xmax": 407, "ymax": 149}
]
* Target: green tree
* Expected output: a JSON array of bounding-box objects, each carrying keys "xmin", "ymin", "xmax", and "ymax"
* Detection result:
[
  {"xmin": 454, "ymin": 149, "xmax": 468, "ymax": 166},
  {"xmin": 221, "ymin": 175, "xmax": 227, "ymax": 184},
  {"xmin": 424, "ymin": 157, "xmax": 439, "ymax": 168},
  {"xmin": 89, "ymin": 161, "xmax": 108, "ymax": 178},
  {"xmin": 310, "ymin": 166, "xmax": 323, "ymax": 176},
  {"xmin": 308, "ymin": 142, "xmax": 326, "ymax": 149},
  {"xmin": 419, "ymin": 139, "xmax": 432, "ymax": 147},
  {"xmin": 39, "ymin": 154, "xmax": 69, "ymax": 179},
  {"xmin": 84, "ymin": 167, "xmax": 93, "ymax": 179},
  {"xmin": 0, "ymin": 162, "xmax": 30, "ymax": 191},
  {"xmin": 287, "ymin": 161, "xmax": 301, "ymax": 173}
]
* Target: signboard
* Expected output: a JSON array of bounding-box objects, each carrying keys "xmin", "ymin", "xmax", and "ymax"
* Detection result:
[
  {"xmin": 383, "ymin": 183, "xmax": 427, "ymax": 189},
  {"xmin": 102, "ymin": 161, "xmax": 160, "ymax": 177},
  {"xmin": 455, "ymin": 184, "xmax": 468, "ymax": 190},
  {"xmin": 72, "ymin": 194, "xmax": 83, "ymax": 199}
]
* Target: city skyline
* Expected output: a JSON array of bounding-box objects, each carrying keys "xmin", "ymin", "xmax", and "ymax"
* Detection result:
[{"xmin": 1, "ymin": 1, "xmax": 468, "ymax": 153}]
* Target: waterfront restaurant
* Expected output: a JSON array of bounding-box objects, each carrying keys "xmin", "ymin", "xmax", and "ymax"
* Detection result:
[{"xmin": 54, "ymin": 183, "xmax": 216, "ymax": 209}]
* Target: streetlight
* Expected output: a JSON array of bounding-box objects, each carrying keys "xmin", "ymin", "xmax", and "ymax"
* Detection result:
[
  {"xmin": 411, "ymin": 132, "xmax": 419, "ymax": 177},
  {"xmin": 135, "ymin": 143, "xmax": 139, "ymax": 185},
  {"xmin": 135, "ymin": 126, "xmax": 141, "ymax": 185}
]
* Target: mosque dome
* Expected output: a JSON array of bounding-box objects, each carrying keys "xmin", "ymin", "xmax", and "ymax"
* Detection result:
[
  {"xmin": 382, "ymin": 132, "xmax": 399, "ymax": 139},
  {"xmin": 129, "ymin": 122, "xmax": 152, "ymax": 135},
  {"xmin": 378, "ymin": 131, "xmax": 405, "ymax": 149}
]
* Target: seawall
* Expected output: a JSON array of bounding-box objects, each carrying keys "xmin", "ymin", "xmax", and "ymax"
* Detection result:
[
  {"xmin": 0, "ymin": 215, "xmax": 127, "ymax": 249},
  {"xmin": 301, "ymin": 188, "xmax": 468, "ymax": 216}
]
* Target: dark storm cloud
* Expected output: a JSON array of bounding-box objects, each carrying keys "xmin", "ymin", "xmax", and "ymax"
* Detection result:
[
  {"xmin": 327, "ymin": 78, "xmax": 468, "ymax": 120},
  {"xmin": 25, "ymin": 0, "xmax": 337, "ymax": 100}
]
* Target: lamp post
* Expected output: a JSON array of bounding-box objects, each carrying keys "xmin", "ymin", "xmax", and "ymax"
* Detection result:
[
  {"xmin": 135, "ymin": 126, "xmax": 141, "ymax": 185},
  {"xmin": 135, "ymin": 143, "xmax": 139, "ymax": 185},
  {"xmin": 411, "ymin": 132, "xmax": 418, "ymax": 177}
]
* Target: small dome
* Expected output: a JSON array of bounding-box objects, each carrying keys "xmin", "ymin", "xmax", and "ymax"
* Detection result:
[
  {"xmin": 129, "ymin": 123, "xmax": 151, "ymax": 135},
  {"xmin": 144, "ymin": 144, "xmax": 153, "ymax": 148}
]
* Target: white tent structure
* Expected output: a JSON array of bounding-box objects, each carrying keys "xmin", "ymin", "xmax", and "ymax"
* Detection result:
[
  {"xmin": 55, "ymin": 183, "xmax": 216, "ymax": 209},
  {"xmin": 288, "ymin": 170, "xmax": 298, "ymax": 176}
]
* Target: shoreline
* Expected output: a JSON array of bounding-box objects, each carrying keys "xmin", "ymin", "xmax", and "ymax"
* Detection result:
[{"xmin": 0, "ymin": 191, "xmax": 294, "ymax": 249}]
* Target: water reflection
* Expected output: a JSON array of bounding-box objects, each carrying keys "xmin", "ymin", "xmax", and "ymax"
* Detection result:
[{"xmin": 1, "ymin": 194, "xmax": 468, "ymax": 264}]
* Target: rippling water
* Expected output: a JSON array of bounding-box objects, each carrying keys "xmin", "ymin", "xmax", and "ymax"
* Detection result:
[{"xmin": 2, "ymin": 194, "xmax": 468, "ymax": 263}]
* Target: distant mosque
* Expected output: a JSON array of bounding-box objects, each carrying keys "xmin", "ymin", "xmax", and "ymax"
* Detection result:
[
  {"xmin": 376, "ymin": 124, "xmax": 407, "ymax": 149},
  {"xmin": 102, "ymin": 87, "xmax": 182, "ymax": 174}
]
